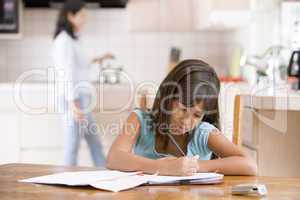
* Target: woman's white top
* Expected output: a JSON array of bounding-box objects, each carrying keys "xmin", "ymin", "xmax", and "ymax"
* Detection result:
[{"xmin": 52, "ymin": 31, "xmax": 90, "ymax": 101}]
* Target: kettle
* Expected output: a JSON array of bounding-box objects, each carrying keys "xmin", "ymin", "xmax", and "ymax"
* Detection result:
[{"xmin": 287, "ymin": 50, "xmax": 300, "ymax": 90}]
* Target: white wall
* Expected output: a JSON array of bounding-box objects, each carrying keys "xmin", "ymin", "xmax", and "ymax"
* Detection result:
[{"xmin": 0, "ymin": 8, "xmax": 237, "ymax": 84}]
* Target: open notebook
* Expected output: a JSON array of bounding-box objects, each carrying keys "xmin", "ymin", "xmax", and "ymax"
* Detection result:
[{"xmin": 19, "ymin": 170, "xmax": 224, "ymax": 192}]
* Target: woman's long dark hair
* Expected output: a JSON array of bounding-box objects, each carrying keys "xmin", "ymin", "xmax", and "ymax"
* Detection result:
[
  {"xmin": 151, "ymin": 59, "xmax": 220, "ymax": 143},
  {"xmin": 54, "ymin": 0, "xmax": 85, "ymax": 39}
]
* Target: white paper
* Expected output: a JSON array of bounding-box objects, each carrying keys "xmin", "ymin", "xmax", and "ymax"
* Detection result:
[
  {"xmin": 89, "ymin": 173, "xmax": 223, "ymax": 192},
  {"xmin": 19, "ymin": 170, "xmax": 140, "ymax": 186},
  {"xmin": 19, "ymin": 170, "xmax": 223, "ymax": 192},
  {"xmin": 145, "ymin": 173, "xmax": 224, "ymax": 185},
  {"xmin": 90, "ymin": 175, "xmax": 149, "ymax": 192}
]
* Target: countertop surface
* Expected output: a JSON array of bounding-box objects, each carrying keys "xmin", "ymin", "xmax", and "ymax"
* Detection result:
[
  {"xmin": 1, "ymin": 163, "xmax": 300, "ymax": 200},
  {"xmin": 0, "ymin": 82, "xmax": 137, "ymax": 111},
  {"xmin": 240, "ymin": 86, "xmax": 300, "ymax": 111},
  {"xmin": 1, "ymin": 82, "xmax": 300, "ymax": 111}
]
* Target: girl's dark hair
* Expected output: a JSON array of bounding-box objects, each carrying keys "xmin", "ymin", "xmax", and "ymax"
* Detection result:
[
  {"xmin": 151, "ymin": 59, "xmax": 220, "ymax": 135},
  {"xmin": 54, "ymin": 0, "xmax": 85, "ymax": 39}
]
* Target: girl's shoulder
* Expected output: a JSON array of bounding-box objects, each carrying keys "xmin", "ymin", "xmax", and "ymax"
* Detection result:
[
  {"xmin": 197, "ymin": 121, "xmax": 218, "ymax": 133},
  {"xmin": 132, "ymin": 108, "xmax": 154, "ymax": 129},
  {"xmin": 190, "ymin": 122, "xmax": 219, "ymax": 151}
]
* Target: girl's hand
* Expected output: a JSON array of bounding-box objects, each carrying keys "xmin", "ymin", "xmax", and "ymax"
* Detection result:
[{"xmin": 157, "ymin": 156, "xmax": 199, "ymax": 176}]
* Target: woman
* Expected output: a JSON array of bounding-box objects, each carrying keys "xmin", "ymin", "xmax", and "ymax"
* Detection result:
[
  {"xmin": 107, "ymin": 59, "xmax": 257, "ymax": 176},
  {"xmin": 52, "ymin": 0, "xmax": 111, "ymax": 166}
]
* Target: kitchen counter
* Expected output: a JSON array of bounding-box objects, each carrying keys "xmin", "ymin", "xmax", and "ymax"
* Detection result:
[
  {"xmin": 240, "ymin": 85, "xmax": 300, "ymax": 111},
  {"xmin": 238, "ymin": 84, "xmax": 300, "ymax": 177},
  {"xmin": 0, "ymin": 82, "xmax": 137, "ymax": 112},
  {"xmin": 0, "ymin": 82, "xmax": 136, "ymax": 166},
  {"xmin": 1, "ymin": 81, "xmax": 298, "ymax": 172}
]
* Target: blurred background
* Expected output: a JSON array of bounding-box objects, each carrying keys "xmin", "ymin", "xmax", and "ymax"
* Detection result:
[{"xmin": 0, "ymin": 0, "xmax": 299, "ymax": 176}]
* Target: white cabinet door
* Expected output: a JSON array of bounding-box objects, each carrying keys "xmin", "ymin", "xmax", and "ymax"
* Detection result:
[
  {"xmin": 159, "ymin": 0, "xmax": 193, "ymax": 32},
  {"xmin": 20, "ymin": 148, "xmax": 64, "ymax": 165},
  {"xmin": 128, "ymin": 0, "xmax": 160, "ymax": 31},
  {"xmin": 93, "ymin": 111, "xmax": 130, "ymax": 155},
  {"xmin": 20, "ymin": 114, "xmax": 64, "ymax": 148},
  {"xmin": 193, "ymin": 0, "xmax": 252, "ymax": 30},
  {"xmin": 20, "ymin": 144, "xmax": 97, "ymax": 166},
  {"xmin": 95, "ymin": 85, "xmax": 134, "ymax": 111},
  {"xmin": 128, "ymin": 0, "xmax": 193, "ymax": 32},
  {"xmin": 129, "ymin": 0, "xmax": 252, "ymax": 31},
  {"xmin": 0, "ymin": 113, "xmax": 20, "ymax": 164},
  {"xmin": 240, "ymin": 107, "xmax": 258, "ymax": 148},
  {"xmin": 192, "ymin": 0, "xmax": 212, "ymax": 31},
  {"xmin": 213, "ymin": 0, "xmax": 252, "ymax": 10}
]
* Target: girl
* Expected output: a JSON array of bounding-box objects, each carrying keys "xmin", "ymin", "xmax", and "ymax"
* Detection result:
[{"xmin": 107, "ymin": 59, "xmax": 257, "ymax": 176}]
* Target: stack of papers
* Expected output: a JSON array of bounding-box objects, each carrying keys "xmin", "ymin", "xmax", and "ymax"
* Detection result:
[{"xmin": 19, "ymin": 170, "xmax": 224, "ymax": 192}]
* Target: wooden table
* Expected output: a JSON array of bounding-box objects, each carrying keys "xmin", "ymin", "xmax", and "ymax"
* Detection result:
[{"xmin": 1, "ymin": 163, "xmax": 300, "ymax": 200}]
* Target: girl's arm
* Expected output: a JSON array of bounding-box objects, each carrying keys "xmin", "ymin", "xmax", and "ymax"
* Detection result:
[
  {"xmin": 106, "ymin": 112, "xmax": 159, "ymax": 174},
  {"xmin": 198, "ymin": 131, "xmax": 257, "ymax": 176}
]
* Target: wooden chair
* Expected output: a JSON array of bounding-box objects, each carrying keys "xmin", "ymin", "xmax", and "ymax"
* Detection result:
[
  {"xmin": 137, "ymin": 90, "xmax": 153, "ymax": 111},
  {"xmin": 232, "ymin": 95, "xmax": 243, "ymax": 146}
]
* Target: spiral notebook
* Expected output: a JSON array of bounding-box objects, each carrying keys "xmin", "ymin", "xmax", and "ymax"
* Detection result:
[{"xmin": 19, "ymin": 170, "xmax": 224, "ymax": 192}]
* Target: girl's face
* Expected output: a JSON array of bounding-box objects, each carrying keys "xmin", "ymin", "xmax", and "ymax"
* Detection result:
[
  {"xmin": 67, "ymin": 8, "xmax": 86, "ymax": 33},
  {"xmin": 170, "ymin": 100, "xmax": 204, "ymax": 135}
]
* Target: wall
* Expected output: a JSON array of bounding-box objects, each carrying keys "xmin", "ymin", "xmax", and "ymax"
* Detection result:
[{"xmin": 0, "ymin": 8, "xmax": 236, "ymax": 84}]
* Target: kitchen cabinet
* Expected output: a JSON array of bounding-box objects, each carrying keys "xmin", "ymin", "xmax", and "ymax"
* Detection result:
[
  {"xmin": 213, "ymin": 0, "xmax": 252, "ymax": 10},
  {"xmin": 18, "ymin": 111, "xmax": 129, "ymax": 166},
  {"xmin": 20, "ymin": 114, "xmax": 64, "ymax": 148},
  {"xmin": 128, "ymin": 0, "xmax": 252, "ymax": 32},
  {"xmin": 94, "ymin": 111, "xmax": 130, "ymax": 154},
  {"xmin": 193, "ymin": 0, "xmax": 252, "ymax": 30},
  {"xmin": 240, "ymin": 107, "xmax": 258, "ymax": 150},
  {"xmin": 128, "ymin": 0, "xmax": 160, "ymax": 32},
  {"xmin": 0, "ymin": 83, "xmax": 132, "ymax": 166},
  {"xmin": 20, "ymin": 149, "xmax": 64, "ymax": 165},
  {"xmin": 128, "ymin": 0, "xmax": 193, "ymax": 32},
  {"xmin": 159, "ymin": 0, "xmax": 193, "ymax": 32},
  {"xmin": 240, "ymin": 91, "xmax": 300, "ymax": 177},
  {"xmin": 0, "ymin": 113, "xmax": 20, "ymax": 164}
]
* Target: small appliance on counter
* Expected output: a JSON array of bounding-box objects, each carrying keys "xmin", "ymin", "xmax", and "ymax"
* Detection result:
[
  {"xmin": 167, "ymin": 47, "xmax": 181, "ymax": 72},
  {"xmin": 287, "ymin": 20, "xmax": 300, "ymax": 90},
  {"xmin": 0, "ymin": 0, "xmax": 21, "ymax": 37},
  {"xmin": 287, "ymin": 50, "xmax": 300, "ymax": 90},
  {"xmin": 89, "ymin": 58, "xmax": 124, "ymax": 84},
  {"xmin": 100, "ymin": 63, "xmax": 123, "ymax": 84},
  {"xmin": 240, "ymin": 46, "xmax": 290, "ymax": 87}
]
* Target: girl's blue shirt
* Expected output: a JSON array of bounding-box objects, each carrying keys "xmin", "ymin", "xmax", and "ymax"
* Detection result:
[{"xmin": 133, "ymin": 109, "xmax": 218, "ymax": 160}]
